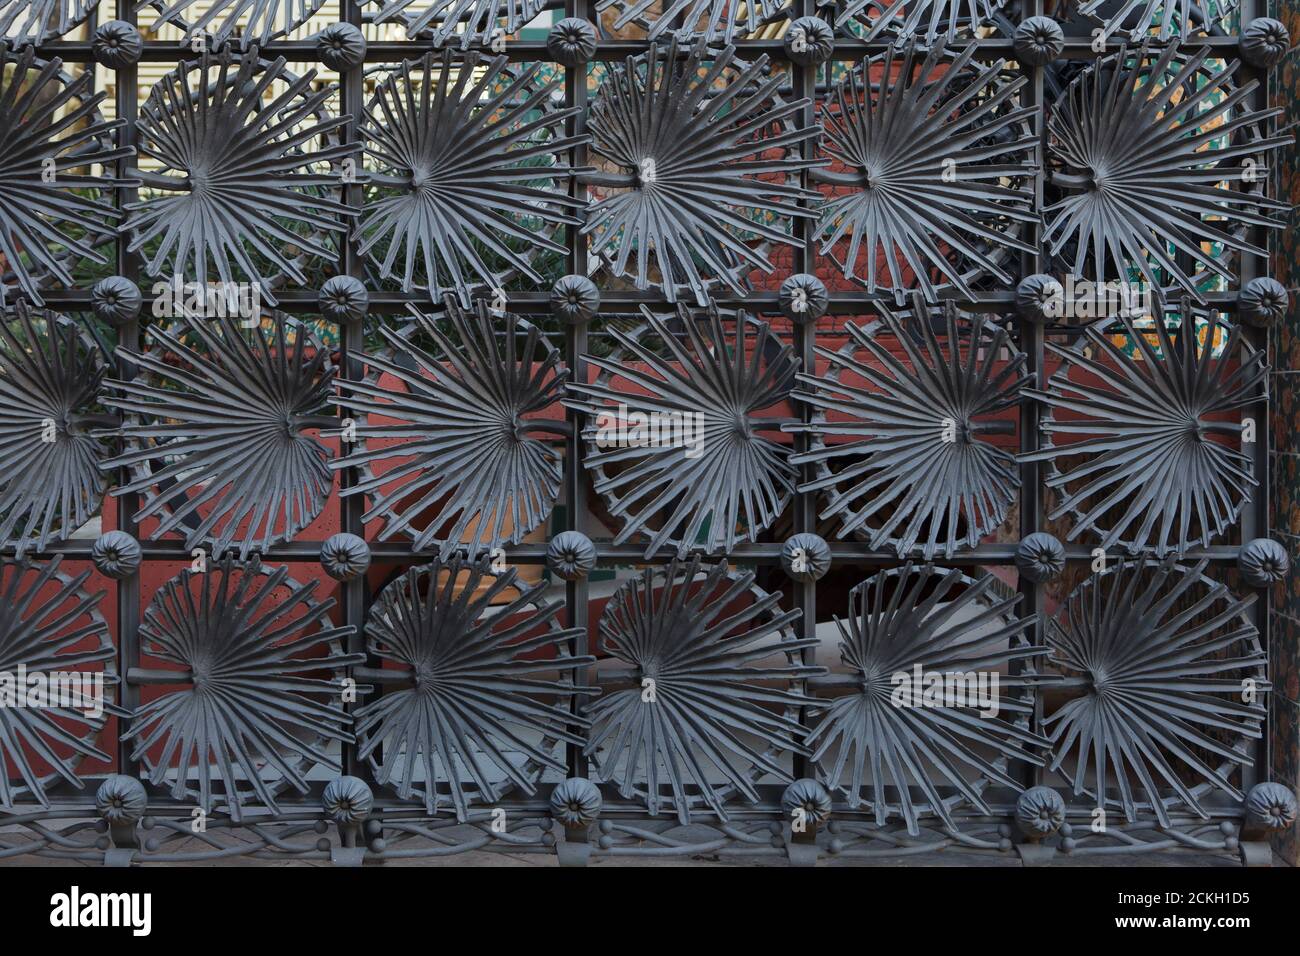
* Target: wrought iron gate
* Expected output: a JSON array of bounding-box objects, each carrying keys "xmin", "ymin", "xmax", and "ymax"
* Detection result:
[{"xmin": 0, "ymin": 0, "xmax": 1295, "ymax": 867}]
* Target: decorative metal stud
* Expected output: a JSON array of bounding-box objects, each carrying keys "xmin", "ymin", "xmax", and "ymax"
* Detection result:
[
  {"xmin": 1245, "ymin": 782, "xmax": 1298, "ymax": 830},
  {"xmin": 781, "ymin": 533, "xmax": 832, "ymax": 583},
  {"xmin": 1016, "ymin": 786, "xmax": 1066, "ymax": 838},
  {"xmin": 91, "ymin": 531, "xmax": 143, "ymax": 580},
  {"xmin": 322, "ymin": 776, "xmax": 373, "ymax": 824},
  {"xmin": 92, "ymin": 20, "xmax": 143, "ymax": 68},
  {"xmin": 779, "ymin": 274, "xmax": 829, "ymax": 324},
  {"xmin": 784, "ymin": 17, "xmax": 835, "ymax": 66},
  {"xmin": 1013, "ymin": 16, "xmax": 1064, "ymax": 66},
  {"xmin": 547, "ymin": 530, "xmax": 597, "ymax": 581},
  {"xmin": 1241, "ymin": 17, "xmax": 1291, "ymax": 67},
  {"xmin": 1238, "ymin": 276, "xmax": 1289, "ymax": 328},
  {"xmin": 1015, "ymin": 533, "xmax": 1066, "ymax": 583},
  {"xmin": 316, "ymin": 21, "xmax": 367, "ymax": 71},
  {"xmin": 90, "ymin": 276, "xmax": 143, "ymax": 326},
  {"xmin": 547, "ymin": 17, "xmax": 597, "ymax": 66},
  {"xmin": 551, "ymin": 275, "xmax": 600, "ymax": 325},
  {"xmin": 1014, "ymin": 274, "xmax": 1060, "ymax": 324},
  {"xmin": 320, "ymin": 533, "xmax": 372, "ymax": 581},
  {"xmin": 1238, "ymin": 538, "xmax": 1290, "ymax": 587},
  {"xmin": 318, "ymin": 275, "xmax": 369, "ymax": 323},
  {"xmin": 550, "ymin": 777, "xmax": 602, "ymax": 829}
]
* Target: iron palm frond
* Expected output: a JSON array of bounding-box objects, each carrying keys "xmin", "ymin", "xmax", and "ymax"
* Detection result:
[
  {"xmin": 837, "ymin": 0, "xmax": 1001, "ymax": 43},
  {"xmin": 0, "ymin": 305, "xmax": 108, "ymax": 556},
  {"xmin": 0, "ymin": 0, "xmax": 96, "ymax": 43},
  {"xmin": 126, "ymin": 557, "xmax": 361, "ymax": 819},
  {"xmin": 583, "ymin": 40, "xmax": 821, "ymax": 304},
  {"xmin": 362, "ymin": 0, "xmax": 547, "ymax": 46},
  {"xmin": 333, "ymin": 299, "xmax": 568, "ymax": 559},
  {"xmin": 565, "ymin": 301, "xmax": 799, "ymax": 558},
  {"xmin": 1075, "ymin": 0, "xmax": 1231, "ymax": 44},
  {"xmin": 137, "ymin": 0, "xmax": 325, "ymax": 48},
  {"xmin": 806, "ymin": 565, "xmax": 1049, "ymax": 834},
  {"xmin": 101, "ymin": 313, "xmax": 337, "ymax": 559},
  {"xmin": 0, "ymin": 556, "xmax": 120, "ymax": 808},
  {"xmin": 586, "ymin": 558, "xmax": 823, "ymax": 823},
  {"xmin": 123, "ymin": 49, "xmax": 359, "ymax": 307},
  {"xmin": 357, "ymin": 51, "xmax": 585, "ymax": 305},
  {"xmin": 592, "ymin": 0, "xmax": 790, "ymax": 43},
  {"xmin": 1043, "ymin": 42, "xmax": 1290, "ymax": 302},
  {"xmin": 354, "ymin": 558, "xmax": 593, "ymax": 819},
  {"xmin": 0, "ymin": 46, "xmax": 133, "ymax": 305},
  {"xmin": 816, "ymin": 41, "xmax": 1037, "ymax": 301},
  {"xmin": 1045, "ymin": 557, "xmax": 1267, "ymax": 827},
  {"xmin": 1021, "ymin": 309, "xmax": 1266, "ymax": 554},
  {"xmin": 786, "ymin": 299, "xmax": 1027, "ymax": 559}
]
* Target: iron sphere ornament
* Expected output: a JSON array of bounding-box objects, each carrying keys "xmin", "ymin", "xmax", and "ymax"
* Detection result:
[
  {"xmin": 1238, "ymin": 538, "xmax": 1290, "ymax": 587},
  {"xmin": 1013, "ymin": 16, "xmax": 1065, "ymax": 66},
  {"xmin": 1241, "ymin": 17, "xmax": 1290, "ymax": 67},
  {"xmin": 551, "ymin": 274, "xmax": 600, "ymax": 325},
  {"xmin": 781, "ymin": 533, "xmax": 831, "ymax": 583},
  {"xmin": 316, "ymin": 21, "xmax": 367, "ymax": 71},
  {"xmin": 320, "ymin": 533, "xmax": 372, "ymax": 581},
  {"xmin": 779, "ymin": 273, "xmax": 829, "ymax": 324},
  {"xmin": 91, "ymin": 276, "xmax": 143, "ymax": 325},
  {"xmin": 1238, "ymin": 277, "xmax": 1288, "ymax": 328},
  {"xmin": 547, "ymin": 17, "xmax": 597, "ymax": 67},
  {"xmin": 784, "ymin": 17, "xmax": 834, "ymax": 66},
  {"xmin": 319, "ymin": 275, "xmax": 369, "ymax": 323},
  {"xmin": 1245, "ymin": 782, "xmax": 1298, "ymax": 830},
  {"xmin": 781, "ymin": 779, "xmax": 832, "ymax": 826},
  {"xmin": 91, "ymin": 531, "xmax": 142, "ymax": 580},
  {"xmin": 92, "ymin": 21, "xmax": 143, "ymax": 68},
  {"xmin": 1014, "ymin": 273, "xmax": 1060, "ymax": 324},
  {"xmin": 322, "ymin": 776, "xmax": 373, "ymax": 824},
  {"xmin": 550, "ymin": 777, "xmax": 602, "ymax": 828},
  {"xmin": 1015, "ymin": 786, "xmax": 1066, "ymax": 837},
  {"xmin": 547, "ymin": 530, "xmax": 597, "ymax": 581},
  {"xmin": 95, "ymin": 775, "xmax": 148, "ymax": 825},
  {"xmin": 1015, "ymin": 533, "xmax": 1066, "ymax": 583}
]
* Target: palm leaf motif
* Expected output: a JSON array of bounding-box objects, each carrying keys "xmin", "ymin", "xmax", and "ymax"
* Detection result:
[
  {"xmin": 591, "ymin": 0, "xmax": 789, "ymax": 43},
  {"xmin": 0, "ymin": 556, "xmax": 120, "ymax": 808},
  {"xmin": 1044, "ymin": 42, "xmax": 1290, "ymax": 302},
  {"xmin": 333, "ymin": 299, "xmax": 568, "ymax": 559},
  {"xmin": 358, "ymin": 50, "xmax": 584, "ymax": 305},
  {"xmin": 362, "ymin": 0, "xmax": 547, "ymax": 46},
  {"xmin": 1076, "ymin": 0, "xmax": 1229, "ymax": 43},
  {"xmin": 805, "ymin": 565, "xmax": 1049, "ymax": 834},
  {"xmin": 583, "ymin": 40, "xmax": 820, "ymax": 304},
  {"xmin": 102, "ymin": 313, "xmax": 336, "ymax": 559},
  {"xmin": 124, "ymin": 49, "xmax": 358, "ymax": 307},
  {"xmin": 354, "ymin": 558, "xmax": 593, "ymax": 819},
  {"xmin": 126, "ymin": 557, "xmax": 361, "ymax": 819},
  {"xmin": 138, "ymin": 0, "xmax": 326, "ymax": 48},
  {"xmin": 565, "ymin": 301, "xmax": 799, "ymax": 558},
  {"xmin": 837, "ymin": 0, "xmax": 1000, "ymax": 42},
  {"xmin": 1045, "ymin": 557, "xmax": 1267, "ymax": 826},
  {"xmin": 586, "ymin": 558, "xmax": 822, "ymax": 823},
  {"xmin": 816, "ymin": 41, "xmax": 1037, "ymax": 300},
  {"xmin": 0, "ymin": 0, "xmax": 96, "ymax": 44},
  {"xmin": 0, "ymin": 305, "xmax": 107, "ymax": 556},
  {"xmin": 0, "ymin": 46, "xmax": 132, "ymax": 305},
  {"xmin": 786, "ymin": 299, "xmax": 1027, "ymax": 558},
  {"xmin": 1021, "ymin": 309, "xmax": 1266, "ymax": 554}
]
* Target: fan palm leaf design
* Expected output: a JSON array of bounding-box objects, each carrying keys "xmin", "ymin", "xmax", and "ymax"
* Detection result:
[
  {"xmin": 358, "ymin": 50, "xmax": 585, "ymax": 305},
  {"xmin": 362, "ymin": 0, "xmax": 547, "ymax": 46},
  {"xmin": 1021, "ymin": 309, "xmax": 1266, "ymax": 554},
  {"xmin": 805, "ymin": 565, "xmax": 1049, "ymax": 834},
  {"xmin": 124, "ymin": 49, "xmax": 358, "ymax": 307},
  {"xmin": 0, "ymin": 0, "xmax": 96, "ymax": 43},
  {"xmin": 586, "ymin": 558, "xmax": 822, "ymax": 823},
  {"xmin": 786, "ymin": 299, "xmax": 1027, "ymax": 558},
  {"xmin": 101, "ymin": 313, "xmax": 336, "ymax": 559},
  {"xmin": 1044, "ymin": 42, "xmax": 1290, "ymax": 302},
  {"xmin": 0, "ymin": 46, "xmax": 133, "ymax": 305},
  {"xmin": 125, "ymin": 557, "xmax": 361, "ymax": 819},
  {"xmin": 583, "ymin": 40, "xmax": 821, "ymax": 304},
  {"xmin": 592, "ymin": 0, "xmax": 790, "ymax": 43},
  {"xmin": 354, "ymin": 558, "xmax": 593, "ymax": 819},
  {"xmin": 1045, "ymin": 557, "xmax": 1268, "ymax": 826},
  {"xmin": 0, "ymin": 305, "xmax": 107, "ymax": 556},
  {"xmin": 138, "ymin": 0, "xmax": 326, "ymax": 48},
  {"xmin": 0, "ymin": 556, "xmax": 120, "ymax": 808},
  {"xmin": 1076, "ymin": 0, "xmax": 1228, "ymax": 43},
  {"xmin": 565, "ymin": 301, "xmax": 799, "ymax": 558},
  {"xmin": 816, "ymin": 40, "xmax": 1037, "ymax": 300},
  {"xmin": 333, "ymin": 299, "xmax": 568, "ymax": 559},
  {"xmin": 838, "ymin": 0, "xmax": 1000, "ymax": 42}
]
